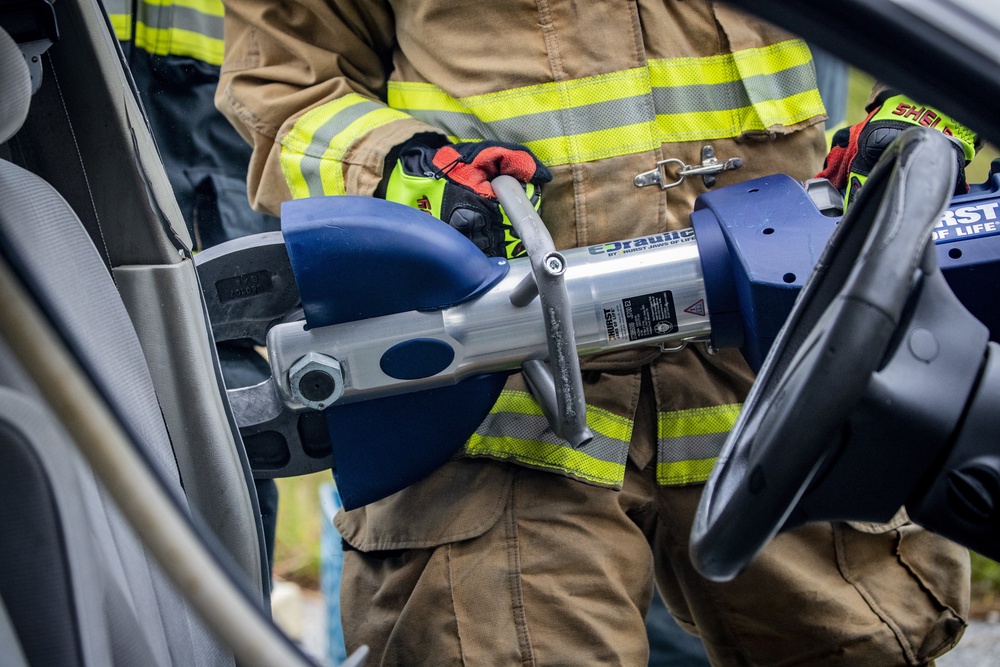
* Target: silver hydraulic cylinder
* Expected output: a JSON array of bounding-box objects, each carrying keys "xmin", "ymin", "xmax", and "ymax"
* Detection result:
[{"xmin": 266, "ymin": 222, "xmax": 711, "ymax": 409}]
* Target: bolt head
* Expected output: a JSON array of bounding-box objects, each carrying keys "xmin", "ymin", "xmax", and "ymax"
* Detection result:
[
  {"xmin": 288, "ymin": 352, "xmax": 344, "ymax": 410},
  {"xmin": 543, "ymin": 252, "xmax": 566, "ymax": 276}
]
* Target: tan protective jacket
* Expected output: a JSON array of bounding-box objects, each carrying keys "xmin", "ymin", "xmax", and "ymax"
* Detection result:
[{"xmin": 218, "ymin": 0, "xmax": 827, "ymax": 490}]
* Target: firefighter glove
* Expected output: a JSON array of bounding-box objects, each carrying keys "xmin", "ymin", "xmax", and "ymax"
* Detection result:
[
  {"xmin": 816, "ymin": 93, "xmax": 977, "ymax": 209},
  {"xmin": 383, "ymin": 138, "xmax": 552, "ymax": 258}
]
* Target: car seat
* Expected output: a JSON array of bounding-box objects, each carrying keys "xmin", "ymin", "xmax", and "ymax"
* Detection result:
[{"xmin": 0, "ymin": 0, "xmax": 317, "ymax": 661}]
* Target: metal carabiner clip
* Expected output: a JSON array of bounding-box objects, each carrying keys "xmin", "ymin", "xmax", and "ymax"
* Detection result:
[{"xmin": 634, "ymin": 145, "xmax": 743, "ymax": 190}]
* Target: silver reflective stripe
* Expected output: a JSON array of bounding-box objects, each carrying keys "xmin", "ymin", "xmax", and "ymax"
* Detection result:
[
  {"xmin": 656, "ymin": 403, "xmax": 742, "ymax": 486},
  {"xmin": 651, "ymin": 61, "xmax": 818, "ymax": 116},
  {"xmin": 401, "ymin": 95, "xmax": 656, "ymax": 146},
  {"xmin": 464, "ymin": 390, "xmax": 632, "ymax": 487},
  {"xmin": 473, "ymin": 411, "xmax": 628, "ymax": 466},
  {"xmin": 296, "ymin": 99, "xmax": 386, "ymax": 197},
  {"xmin": 136, "ymin": 0, "xmax": 223, "ymax": 40},
  {"xmin": 657, "ymin": 431, "xmax": 729, "ymax": 464},
  {"xmin": 740, "ymin": 61, "xmax": 818, "ymax": 109},
  {"xmin": 104, "ymin": 0, "xmax": 129, "ymax": 14}
]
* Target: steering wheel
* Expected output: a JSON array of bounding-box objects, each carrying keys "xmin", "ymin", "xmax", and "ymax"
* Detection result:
[{"xmin": 690, "ymin": 128, "xmax": 959, "ymax": 582}]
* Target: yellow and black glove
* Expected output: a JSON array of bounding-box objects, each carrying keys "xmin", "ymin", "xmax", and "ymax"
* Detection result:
[
  {"xmin": 380, "ymin": 137, "xmax": 552, "ymax": 258},
  {"xmin": 817, "ymin": 93, "xmax": 977, "ymax": 209}
]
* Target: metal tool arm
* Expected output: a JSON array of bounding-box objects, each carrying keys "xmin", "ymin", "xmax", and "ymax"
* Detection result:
[{"xmin": 492, "ymin": 175, "xmax": 593, "ymax": 448}]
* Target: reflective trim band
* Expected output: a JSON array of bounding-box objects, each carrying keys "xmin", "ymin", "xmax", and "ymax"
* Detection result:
[
  {"xmin": 653, "ymin": 90, "xmax": 823, "ymax": 142},
  {"xmin": 388, "ymin": 40, "xmax": 823, "ymax": 166},
  {"xmin": 280, "ymin": 94, "xmax": 411, "ymax": 198},
  {"xmin": 122, "ymin": 0, "xmax": 225, "ymax": 64},
  {"xmin": 109, "ymin": 13, "xmax": 132, "ymax": 41},
  {"xmin": 658, "ymin": 457, "xmax": 719, "ymax": 486},
  {"xmin": 135, "ymin": 23, "xmax": 224, "ymax": 64},
  {"xmin": 656, "ymin": 403, "xmax": 742, "ymax": 485},
  {"xmin": 465, "ymin": 390, "xmax": 631, "ymax": 487},
  {"xmin": 388, "ymin": 72, "xmax": 659, "ymax": 165}
]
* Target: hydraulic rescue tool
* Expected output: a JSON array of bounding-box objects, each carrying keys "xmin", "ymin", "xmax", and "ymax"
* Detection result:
[{"xmin": 196, "ymin": 130, "xmax": 1000, "ymax": 510}]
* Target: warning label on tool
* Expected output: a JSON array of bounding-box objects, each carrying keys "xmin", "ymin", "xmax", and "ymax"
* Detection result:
[{"xmin": 603, "ymin": 291, "xmax": 678, "ymax": 342}]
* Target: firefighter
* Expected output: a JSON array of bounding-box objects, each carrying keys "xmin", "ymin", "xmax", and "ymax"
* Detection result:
[{"xmin": 217, "ymin": 2, "xmax": 969, "ymax": 664}]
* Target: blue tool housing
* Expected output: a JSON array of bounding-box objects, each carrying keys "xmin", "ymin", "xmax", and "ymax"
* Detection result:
[
  {"xmin": 281, "ymin": 196, "xmax": 509, "ymax": 327},
  {"xmin": 933, "ymin": 164, "xmax": 1000, "ymax": 338},
  {"xmin": 281, "ymin": 196, "xmax": 511, "ymax": 509},
  {"xmin": 691, "ymin": 174, "xmax": 838, "ymax": 370},
  {"xmin": 692, "ymin": 164, "xmax": 1000, "ymax": 371}
]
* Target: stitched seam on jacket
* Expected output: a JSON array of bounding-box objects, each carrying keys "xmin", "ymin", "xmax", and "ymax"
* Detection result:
[
  {"xmin": 447, "ymin": 545, "xmax": 468, "ymax": 666},
  {"xmin": 506, "ymin": 472, "xmax": 535, "ymax": 666}
]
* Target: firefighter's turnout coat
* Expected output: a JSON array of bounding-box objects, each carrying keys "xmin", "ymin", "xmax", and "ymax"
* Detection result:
[{"xmin": 217, "ymin": 0, "xmax": 828, "ymax": 492}]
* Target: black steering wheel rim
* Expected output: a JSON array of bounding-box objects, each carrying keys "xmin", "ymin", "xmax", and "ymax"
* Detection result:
[{"xmin": 690, "ymin": 128, "xmax": 959, "ymax": 582}]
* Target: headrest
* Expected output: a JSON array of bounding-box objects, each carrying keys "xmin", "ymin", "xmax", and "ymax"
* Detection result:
[{"xmin": 0, "ymin": 27, "xmax": 32, "ymax": 145}]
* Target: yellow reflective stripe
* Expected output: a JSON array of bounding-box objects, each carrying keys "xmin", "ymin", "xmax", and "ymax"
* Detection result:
[
  {"xmin": 465, "ymin": 389, "xmax": 631, "ymax": 486},
  {"xmin": 656, "ymin": 403, "xmax": 741, "ymax": 485},
  {"xmin": 466, "ymin": 434, "xmax": 627, "ymax": 486},
  {"xmin": 390, "ymin": 68, "xmax": 652, "ymax": 123},
  {"xmin": 744, "ymin": 88, "xmax": 826, "ymax": 130},
  {"xmin": 654, "ymin": 109, "xmax": 744, "ymax": 143},
  {"xmin": 523, "ymin": 122, "xmax": 659, "ymax": 166},
  {"xmin": 653, "ymin": 90, "xmax": 824, "ymax": 142},
  {"xmin": 389, "ymin": 41, "xmax": 821, "ymax": 167},
  {"xmin": 280, "ymin": 94, "xmax": 411, "ymax": 198},
  {"xmin": 479, "ymin": 390, "xmax": 632, "ymax": 443},
  {"xmin": 647, "ymin": 40, "xmax": 814, "ymax": 87},
  {"xmin": 648, "ymin": 56, "xmax": 733, "ymax": 87},
  {"xmin": 489, "ymin": 388, "xmax": 543, "ymax": 415},
  {"xmin": 659, "ymin": 403, "xmax": 741, "ymax": 439},
  {"xmin": 586, "ymin": 406, "xmax": 632, "ymax": 444},
  {"xmin": 109, "ymin": 14, "xmax": 132, "ymax": 41},
  {"xmin": 657, "ymin": 457, "xmax": 718, "ymax": 485},
  {"xmin": 142, "ymin": 0, "xmax": 224, "ymax": 16},
  {"xmin": 134, "ymin": 23, "xmax": 224, "ymax": 64},
  {"xmin": 731, "ymin": 39, "xmax": 816, "ymax": 79},
  {"xmin": 387, "ymin": 82, "xmax": 474, "ymax": 116}
]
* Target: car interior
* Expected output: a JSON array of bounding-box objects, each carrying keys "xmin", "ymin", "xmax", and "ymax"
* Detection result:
[{"xmin": 0, "ymin": 0, "xmax": 335, "ymax": 664}]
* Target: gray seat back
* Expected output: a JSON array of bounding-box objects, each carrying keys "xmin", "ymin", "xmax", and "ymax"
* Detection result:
[
  {"xmin": 0, "ymin": 21, "xmax": 234, "ymax": 667},
  {"xmin": 4, "ymin": 0, "xmax": 269, "ymax": 597}
]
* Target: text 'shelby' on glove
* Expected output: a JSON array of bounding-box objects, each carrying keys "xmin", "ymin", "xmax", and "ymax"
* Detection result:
[
  {"xmin": 817, "ymin": 93, "xmax": 977, "ymax": 209},
  {"xmin": 384, "ymin": 139, "xmax": 552, "ymax": 259}
]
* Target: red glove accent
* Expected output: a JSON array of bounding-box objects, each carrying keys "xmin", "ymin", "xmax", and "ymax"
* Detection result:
[
  {"xmin": 815, "ymin": 108, "xmax": 877, "ymax": 190},
  {"xmin": 431, "ymin": 142, "xmax": 550, "ymax": 199}
]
